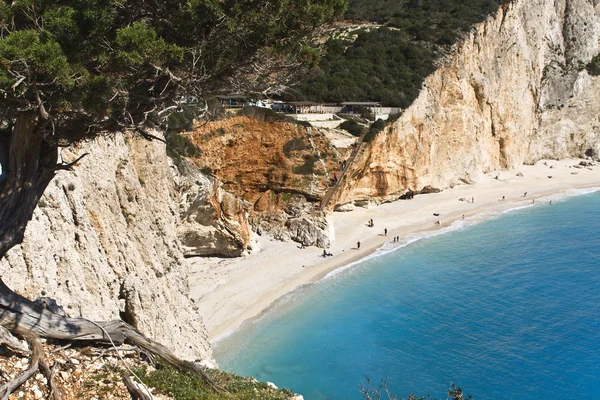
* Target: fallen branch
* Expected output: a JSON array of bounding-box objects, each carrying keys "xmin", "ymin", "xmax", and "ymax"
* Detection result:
[
  {"xmin": 39, "ymin": 356, "xmax": 62, "ymax": 400},
  {"xmin": 0, "ymin": 331, "xmax": 41, "ymax": 400},
  {"xmin": 0, "ymin": 326, "xmax": 28, "ymax": 354},
  {"xmin": 122, "ymin": 373, "xmax": 154, "ymax": 400}
]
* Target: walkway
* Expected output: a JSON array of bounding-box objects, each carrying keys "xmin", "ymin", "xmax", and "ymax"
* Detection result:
[{"xmin": 320, "ymin": 124, "xmax": 370, "ymax": 210}]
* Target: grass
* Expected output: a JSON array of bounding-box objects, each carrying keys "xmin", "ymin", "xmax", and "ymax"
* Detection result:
[{"xmin": 135, "ymin": 361, "xmax": 294, "ymax": 400}]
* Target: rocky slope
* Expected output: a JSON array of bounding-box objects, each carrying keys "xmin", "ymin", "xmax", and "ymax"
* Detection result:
[
  {"xmin": 191, "ymin": 116, "xmax": 344, "ymax": 247},
  {"xmin": 335, "ymin": 0, "xmax": 600, "ymax": 204},
  {"xmin": 0, "ymin": 134, "xmax": 214, "ymax": 365}
]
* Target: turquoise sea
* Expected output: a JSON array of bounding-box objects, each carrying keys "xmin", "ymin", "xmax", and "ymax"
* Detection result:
[{"xmin": 214, "ymin": 190, "xmax": 600, "ymax": 399}]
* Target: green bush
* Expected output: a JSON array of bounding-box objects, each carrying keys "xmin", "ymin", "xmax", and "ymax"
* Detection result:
[
  {"xmin": 293, "ymin": 154, "xmax": 320, "ymax": 175},
  {"xmin": 166, "ymin": 132, "xmax": 201, "ymax": 171},
  {"xmin": 283, "ymin": 137, "xmax": 308, "ymax": 157},
  {"xmin": 363, "ymin": 118, "xmax": 386, "ymax": 143},
  {"xmin": 586, "ymin": 54, "xmax": 600, "ymax": 76},
  {"xmin": 135, "ymin": 361, "xmax": 293, "ymax": 400},
  {"xmin": 340, "ymin": 120, "xmax": 364, "ymax": 137}
]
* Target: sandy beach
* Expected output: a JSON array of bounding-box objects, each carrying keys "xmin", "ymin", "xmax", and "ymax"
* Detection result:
[{"xmin": 188, "ymin": 159, "xmax": 600, "ymax": 342}]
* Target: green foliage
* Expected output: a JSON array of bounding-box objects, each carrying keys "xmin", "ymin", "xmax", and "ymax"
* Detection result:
[
  {"xmin": 289, "ymin": 0, "xmax": 510, "ymax": 107},
  {"xmin": 586, "ymin": 54, "xmax": 600, "ymax": 76},
  {"xmin": 363, "ymin": 118, "xmax": 386, "ymax": 143},
  {"xmin": 283, "ymin": 137, "xmax": 308, "ymax": 157},
  {"xmin": 293, "ymin": 154, "xmax": 320, "ymax": 175},
  {"xmin": 167, "ymin": 105, "xmax": 208, "ymax": 133},
  {"xmin": 115, "ymin": 22, "xmax": 183, "ymax": 67},
  {"xmin": 135, "ymin": 361, "xmax": 293, "ymax": 400},
  {"xmin": 340, "ymin": 120, "xmax": 364, "ymax": 137},
  {"xmin": 166, "ymin": 132, "xmax": 201, "ymax": 171},
  {"xmin": 0, "ymin": 0, "xmax": 347, "ymax": 141}
]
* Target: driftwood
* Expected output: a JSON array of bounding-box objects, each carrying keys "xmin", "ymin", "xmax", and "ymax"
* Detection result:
[{"xmin": 122, "ymin": 373, "xmax": 154, "ymax": 400}]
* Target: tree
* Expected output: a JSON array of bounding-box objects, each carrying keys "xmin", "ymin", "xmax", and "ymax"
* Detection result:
[
  {"xmin": 0, "ymin": 0, "xmax": 346, "ymax": 397},
  {"xmin": 360, "ymin": 377, "xmax": 473, "ymax": 400}
]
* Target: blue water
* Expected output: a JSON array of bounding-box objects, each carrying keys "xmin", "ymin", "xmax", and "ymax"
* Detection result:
[{"xmin": 214, "ymin": 191, "xmax": 600, "ymax": 399}]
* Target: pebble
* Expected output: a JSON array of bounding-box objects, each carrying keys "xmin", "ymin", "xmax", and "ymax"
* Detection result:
[{"xmin": 33, "ymin": 388, "xmax": 43, "ymax": 399}]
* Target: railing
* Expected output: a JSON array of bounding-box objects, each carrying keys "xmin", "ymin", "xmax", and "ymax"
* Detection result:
[{"xmin": 320, "ymin": 124, "xmax": 370, "ymax": 210}]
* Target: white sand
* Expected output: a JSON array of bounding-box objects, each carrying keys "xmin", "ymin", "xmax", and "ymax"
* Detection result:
[{"xmin": 188, "ymin": 159, "xmax": 600, "ymax": 342}]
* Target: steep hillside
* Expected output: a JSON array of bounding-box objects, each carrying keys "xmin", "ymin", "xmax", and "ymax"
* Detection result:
[
  {"xmin": 288, "ymin": 0, "xmax": 511, "ymax": 106},
  {"xmin": 189, "ymin": 115, "xmax": 345, "ymax": 246},
  {"xmin": 334, "ymin": 0, "xmax": 600, "ymax": 204},
  {"xmin": 0, "ymin": 134, "xmax": 214, "ymax": 364}
]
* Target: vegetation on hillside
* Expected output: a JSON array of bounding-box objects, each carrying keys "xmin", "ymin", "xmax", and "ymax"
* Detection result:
[
  {"xmin": 587, "ymin": 54, "xmax": 600, "ymax": 76},
  {"xmin": 289, "ymin": 0, "xmax": 511, "ymax": 107},
  {"xmin": 136, "ymin": 361, "xmax": 294, "ymax": 400}
]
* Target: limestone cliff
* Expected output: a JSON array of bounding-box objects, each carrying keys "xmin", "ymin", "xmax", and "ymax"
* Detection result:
[
  {"xmin": 0, "ymin": 134, "xmax": 214, "ymax": 365},
  {"xmin": 176, "ymin": 163, "xmax": 254, "ymax": 258},
  {"xmin": 335, "ymin": 0, "xmax": 600, "ymax": 204}
]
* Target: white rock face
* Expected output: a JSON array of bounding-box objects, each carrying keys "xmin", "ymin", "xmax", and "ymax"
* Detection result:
[
  {"xmin": 176, "ymin": 166, "xmax": 254, "ymax": 258},
  {"xmin": 337, "ymin": 0, "xmax": 600, "ymax": 202},
  {"xmin": 0, "ymin": 134, "xmax": 213, "ymax": 364}
]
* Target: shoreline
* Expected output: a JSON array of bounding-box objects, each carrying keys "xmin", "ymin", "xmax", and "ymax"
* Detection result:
[{"xmin": 187, "ymin": 159, "xmax": 600, "ymax": 344}]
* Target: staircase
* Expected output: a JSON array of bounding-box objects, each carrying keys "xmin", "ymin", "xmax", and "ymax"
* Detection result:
[{"xmin": 320, "ymin": 124, "xmax": 369, "ymax": 210}]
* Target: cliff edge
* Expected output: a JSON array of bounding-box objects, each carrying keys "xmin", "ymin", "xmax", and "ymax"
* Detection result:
[{"xmin": 335, "ymin": 0, "xmax": 600, "ymax": 204}]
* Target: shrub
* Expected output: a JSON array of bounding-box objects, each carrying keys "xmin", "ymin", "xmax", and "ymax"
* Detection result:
[
  {"xmin": 166, "ymin": 132, "xmax": 202, "ymax": 171},
  {"xmin": 283, "ymin": 137, "xmax": 308, "ymax": 157},
  {"xmin": 293, "ymin": 154, "xmax": 319, "ymax": 175},
  {"xmin": 340, "ymin": 120, "xmax": 364, "ymax": 137},
  {"xmin": 363, "ymin": 118, "xmax": 386, "ymax": 143},
  {"xmin": 586, "ymin": 54, "xmax": 600, "ymax": 76}
]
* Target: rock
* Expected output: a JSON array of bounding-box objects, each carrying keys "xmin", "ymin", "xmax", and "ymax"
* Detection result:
[
  {"xmin": 353, "ymin": 199, "xmax": 372, "ymax": 208},
  {"xmin": 176, "ymin": 166, "xmax": 253, "ymax": 257},
  {"xmin": 0, "ymin": 133, "xmax": 214, "ymax": 364},
  {"xmin": 516, "ymin": 172, "xmax": 524, "ymax": 177},
  {"xmin": 286, "ymin": 213, "xmax": 332, "ymax": 248},
  {"xmin": 266, "ymin": 382, "xmax": 278, "ymax": 389},
  {"xmin": 334, "ymin": 202, "xmax": 355, "ymax": 212},
  {"xmin": 33, "ymin": 388, "xmax": 43, "ymax": 399}
]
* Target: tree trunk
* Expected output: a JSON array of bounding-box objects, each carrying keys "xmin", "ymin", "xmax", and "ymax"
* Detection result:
[
  {"xmin": 0, "ymin": 112, "xmax": 57, "ymax": 257},
  {"xmin": 0, "ymin": 113, "xmax": 221, "ymax": 394}
]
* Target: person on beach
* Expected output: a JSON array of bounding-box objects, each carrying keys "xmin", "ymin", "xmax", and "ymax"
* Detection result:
[
  {"xmin": 435, "ymin": 220, "xmax": 440, "ymax": 225},
  {"xmin": 462, "ymin": 214, "xmax": 465, "ymax": 219},
  {"xmin": 384, "ymin": 228, "xmax": 387, "ymax": 236},
  {"xmin": 523, "ymin": 192, "xmax": 528, "ymax": 197},
  {"xmin": 471, "ymin": 196, "xmax": 474, "ymax": 203},
  {"xmin": 323, "ymin": 249, "xmax": 327, "ymax": 257},
  {"xmin": 357, "ymin": 241, "xmax": 360, "ymax": 249},
  {"xmin": 502, "ymin": 196, "xmax": 505, "ymax": 201},
  {"xmin": 549, "ymin": 200, "xmax": 552, "ymax": 205}
]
